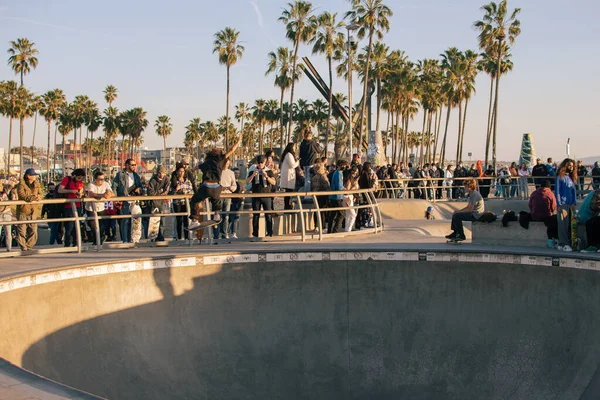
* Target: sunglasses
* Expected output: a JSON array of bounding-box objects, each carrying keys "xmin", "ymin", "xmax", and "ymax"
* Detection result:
[{"xmin": 129, "ymin": 164, "xmax": 137, "ymax": 167}]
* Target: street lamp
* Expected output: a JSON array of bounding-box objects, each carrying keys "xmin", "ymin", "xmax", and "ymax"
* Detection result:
[{"xmin": 346, "ymin": 23, "xmax": 359, "ymax": 159}]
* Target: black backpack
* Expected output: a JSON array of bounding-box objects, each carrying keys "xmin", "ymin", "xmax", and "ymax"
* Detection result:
[{"xmin": 54, "ymin": 177, "xmax": 72, "ymax": 199}]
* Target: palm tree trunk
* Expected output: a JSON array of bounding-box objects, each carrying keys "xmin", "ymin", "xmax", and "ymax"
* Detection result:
[
  {"xmin": 163, "ymin": 136, "xmax": 167, "ymax": 166},
  {"xmin": 434, "ymin": 108, "xmax": 442, "ymax": 164},
  {"xmin": 73, "ymin": 128, "xmax": 77, "ymax": 168},
  {"xmin": 53, "ymin": 124, "xmax": 58, "ymax": 181},
  {"xmin": 375, "ymin": 78, "xmax": 382, "ymax": 132},
  {"xmin": 455, "ymin": 100, "xmax": 463, "ymax": 164},
  {"xmin": 460, "ymin": 98, "xmax": 470, "ymax": 164},
  {"xmin": 420, "ymin": 110, "xmax": 427, "ymax": 166},
  {"xmin": 62, "ymin": 134, "xmax": 66, "ymax": 173},
  {"xmin": 279, "ymin": 87, "xmax": 285, "ymax": 150},
  {"xmin": 7, "ymin": 117, "xmax": 13, "ymax": 174},
  {"xmin": 225, "ymin": 65, "xmax": 231, "ymax": 150},
  {"xmin": 360, "ymin": 29, "xmax": 374, "ymax": 157},
  {"xmin": 440, "ymin": 100, "xmax": 452, "ymax": 168},
  {"xmin": 288, "ymin": 39, "xmax": 300, "ymax": 141},
  {"xmin": 484, "ymin": 76, "xmax": 495, "ymax": 167},
  {"xmin": 384, "ymin": 111, "xmax": 390, "ymax": 159},
  {"xmin": 325, "ymin": 56, "xmax": 333, "ymax": 159},
  {"xmin": 426, "ymin": 112, "xmax": 433, "ymax": 164},
  {"xmin": 19, "ymin": 117, "xmax": 25, "ymax": 173},
  {"xmin": 31, "ymin": 111, "xmax": 38, "ymax": 168},
  {"xmin": 492, "ymin": 42, "xmax": 503, "ymax": 172},
  {"xmin": 403, "ymin": 113, "xmax": 409, "ymax": 165},
  {"xmin": 46, "ymin": 121, "xmax": 51, "ymax": 185}
]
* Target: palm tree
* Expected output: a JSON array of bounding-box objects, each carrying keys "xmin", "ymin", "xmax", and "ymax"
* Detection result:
[
  {"xmin": 312, "ymin": 11, "xmax": 345, "ymax": 155},
  {"xmin": 474, "ymin": 0, "xmax": 521, "ymax": 171},
  {"xmin": 202, "ymin": 121, "xmax": 219, "ymax": 146},
  {"xmin": 293, "ymin": 98, "xmax": 312, "ymax": 139},
  {"xmin": 266, "ymin": 47, "xmax": 299, "ymax": 147},
  {"xmin": 440, "ymin": 47, "xmax": 461, "ymax": 165},
  {"xmin": 1, "ymin": 81, "xmax": 18, "ymax": 173},
  {"xmin": 185, "ymin": 118, "xmax": 202, "ymax": 160},
  {"xmin": 14, "ymin": 86, "xmax": 35, "ymax": 172},
  {"xmin": 83, "ymin": 100, "xmax": 100, "ymax": 170},
  {"xmin": 365, "ymin": 42, "xmax": 389, "ymax": 140},
  {"xmin": 346, "ymin": 0, "xmax": 393, "ymax": 155},
  {"xmin": 40, "ymin": 89, "xmax": 66, "ymax": 183},
  {"xmin": 265, "ymin": 99, "xmax": 280, "ymax": 149},
  {"xmin": 57, "ymin": 112, "xmax": 73, "ymax": 173},
  {"xmin": 235, "ymin": 103, "xmax": 251, "ymax": 138},
  {"xmin": 213, "ymin": 27, "xmax": 245, "ymax": 150},
  {"xmin": 279, "ymin": 1, "xmax": 317, "ymax": 137},
  {"xmin": 103, "ymin": 85, "xmax": 118, "ymax": 107},
  {"xmin": 7, "ymin": 38, "xmax": 39, "ymax": 86},
  {"xmin": 155, "ymin": 115, "xmax": 173, "ymax": 167},
  {"xmin": 252, "ymin": 99, "xmax": 267, "ymax": 154},
  {"xmin": 28, "ymin": 96, "xmax": 42, "ymax": 168},
  {"xmin": 124, "ymin": 108, "xmax": 149, "ymax": 155},
  {"xmin": 311, "ymin": 99, "xmax": 328, "ymax": 146}
]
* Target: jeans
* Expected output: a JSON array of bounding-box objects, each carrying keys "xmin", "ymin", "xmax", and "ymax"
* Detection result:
[
  {"xmin": 344, "ymin": 195, "xmax": 357, "ymax": 232},
  {"xmin": 63, "ymin": 207, "xmax": 82, "ymax": 247},
  {"xmin": 215, "ymin": 197, "xmax": 231, "ymax": 238},
  {"xmin": 228, "ymin": 200, "xmax": 241, "ymax": 236},
  {"xmin": 327, "ymin": 198, "xmax": 345, "ymax": 234},
  {"xmin": 585, "ymin": 216, "xmax": 600, "ymax": 247},
  {"xmin": 173, "ymin": 202, "xmax": 189, "ymax": 240},
  {"xmin": 252, "ymin": 197, "xmax": 273, "ymax": 237},
  {"xmin": 450, "ymin": 211, "xmax": 477, "ymax": 237},
  {"xmin": 557, "ymin": 205, "xmax": 573, "ymax": 247},
  {"xmin": 191, "ymin": 184, "xmax": 222, "ymax": 219},
  {"xmin": 48, "ymin": 222, "xmax": 63, "ymax": 245},
  {"xmin": 119, "ymin": 201, "xmax": 132, "ymax": 243},
  {"xmin": 510, "ymin": 183, "xmax": 518, "ymax": 198}
]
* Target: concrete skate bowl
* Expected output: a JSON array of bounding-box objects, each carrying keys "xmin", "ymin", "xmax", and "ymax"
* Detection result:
[{"xmin": 2, "ymin": 252, "xmax": 600, "ymax": 399}]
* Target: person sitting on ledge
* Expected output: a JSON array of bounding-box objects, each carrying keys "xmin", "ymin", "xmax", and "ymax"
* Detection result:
[{"xmin": 445, "ymin": 178, "xmax": 484, "ymax": 242}]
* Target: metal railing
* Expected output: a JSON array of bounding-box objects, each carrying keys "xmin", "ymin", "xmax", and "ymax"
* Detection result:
[{"xmin": 0, "ymin": 188, "xmax": 382, "ymax": 256}]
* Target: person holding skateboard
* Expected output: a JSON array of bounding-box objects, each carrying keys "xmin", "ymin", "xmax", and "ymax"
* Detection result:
[
  {"xmin": 188, "ymin": 135, "xmax": 243, "ymax": 231},
  {"xmin": 555, "ymin": 158, "xmax": 577, "ymax": 252},
  {"xmin": 445, "ymin": 178, "xmax": 484, "ymax": 243}
]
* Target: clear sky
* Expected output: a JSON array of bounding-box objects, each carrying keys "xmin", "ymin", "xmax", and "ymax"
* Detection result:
[{"xmin": 1, "ymin": 0, "xmax": 599, "ymax": 162}]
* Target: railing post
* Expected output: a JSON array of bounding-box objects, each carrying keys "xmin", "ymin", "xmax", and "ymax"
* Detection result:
[
  {"xmin": 204, "ymin": 199, "xmax": 213, "ymax": 244},
  {"xmin": 93, "ymin": 204, "xmax": 102, "ymax": 252},
  {"xmin": 73, "ymin": 201, "xmax": 82, "ymax": 254},
  {"xmin": 185, "ymin": 197, "xmax": 193, "ymax": 247},
  {"xmin": 297, "ymin": 195, "xmax": 306, "ymax": 242},
  {"xmin": 365, "ymin": 191, "xmax": 379, "ymax": 234},
  {"xmin": 312, "ymin": 194, "xmax": 323, "ymax": 241}
]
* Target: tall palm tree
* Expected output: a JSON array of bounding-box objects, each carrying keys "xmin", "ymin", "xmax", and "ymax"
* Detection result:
[
  {"xmin": 28, "ymin": 95, "xmax": 42, "ymax": 168},
  {"xmin": 202, "ymin": 121, "xmax": 219, "ymax": 146},
  {"xmin": 312, "ymin": 11, "xmax": 345, "ymax": 155},
  {"xmin": 266, "ymin": 47, "xmax": 299, "ymax": 148},
  {"xmin": 252, "ymin": 99, "xmax": 267, "ymax": 154},
  {"xmin": 102, "ymin": 106, "xmax": 120, "ymax": 168},
  {"xmin": 457, "ymin": 50, "xmax": 479, "ymax": 163},
  {"xmin": 124, "ymin": 108, "xmax": 149, "ymax": 155},
  {"xmin": 155, "ymin": 115, "xmax": 173, "ymax": 166},
  {"xmin": 185, "ymin": 118, "xmax": 202, "ymax": 159},
  {"xmin": 440, "ymin": 47, "xmax": 461, "ymax": 165},
  {"xmin": 103, "ymin": 85, "xmax": 118, "ymax": 107},
  {"xmin": 40, "ymin": 89, "xmax": 66, "ymax": 183},
  {"xmin": 57, "ymin": 112, "xmax": 73, "ymax": 172},
  {"xmin": 346, "ymin": 0, "xmax": 393, "ymax": 155},
  {"xmin": 83, "ymin": 100, "xmax": 100, "ymax": 170},
  {"xmin": 279, "ymin": 1, "xmax": 317, "ymax": 137},
  {"xmin": 474, "ymin": 0, "xmax": 521, "ymax": 171},
  {"xmin": 213, "ymin": 27, "xmax": 245, "ymax": 150},
  {"xmin": 7, "ymin": 38, "xmax": 39, "ymax": 86},
  {"xmin": 1, "ymin": 81, "xmax": 18, "ymax": 173},
  {"xmin": 365, "ymin": 42, "xmax": 389, "ymax": 137},
  {"xmin": 311, "ymin": 99, "xmax": 328, "ymax": 145},
  {"xmin": 14, "ymin": 86, "xmax": 35, "ymax": 172}
]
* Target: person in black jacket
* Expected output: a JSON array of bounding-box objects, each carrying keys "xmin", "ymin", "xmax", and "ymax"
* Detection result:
[
  {"xmin": 41, "ymin": 182, "xmax": 63, "ymax": 245},
  {"xmin": 299, "ymin": 128, "xmax": 322, "ymax": 192},
  {"xmin": 170, "ymin": 158, "xmax": 197, "ymax": 193},
  {"xmin": 577, "ymin": 160, "xmax": 588, "ymax": 199},
  {"xmin": 147, "ymin": 165, "xmax": 171, "ymax": 241},
  {"xmin": 531, "ymin": 158, "xmax": 548, "ymax": 188}
]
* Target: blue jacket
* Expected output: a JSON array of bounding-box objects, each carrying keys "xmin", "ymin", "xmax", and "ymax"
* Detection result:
[
  {"xmin": 329, "ymin": 169, "xmax": 344, "ymax": 200},
  {"xmin": 555, "ymin": 175, "xmax": 576, "ymax": 207},
  {"xmin": 112, "ymin": 169, "xmax": 143, "ymax": 197}
]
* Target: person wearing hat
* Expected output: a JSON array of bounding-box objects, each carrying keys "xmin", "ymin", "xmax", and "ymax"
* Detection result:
[
  {"xmin": 15, "ymin": 168, "xmax": 43, "ymax": 251},
  {"xmin": 146, "ymin": 165, "xmax": 170, "ymax": 241},
  {"xmin": 171, "ymin": 158, "xmax": 196, "ymax": 193}
]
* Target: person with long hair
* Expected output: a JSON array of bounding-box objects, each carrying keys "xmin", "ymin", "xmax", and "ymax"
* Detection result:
[
  {"xmin": 445, "ymin": 178, "xmax": 485, "ymax": 242},
  {"xmin": 343, "ymin": 167, "xmax": 360, "ymax": 232},
  {"xmin": 517, "ymin": 162, "xmax": 530, "ymax": 199},
  {"xmin": 509, "ymin": 162, "xmax": 519, "ymax": 198},
  {"xmin": 279, "ymin": 142, "xmax": 299, "ymax": 210},
  {"xmin": 555, "ymin": 158, "xmax": 578, "ymax": 251}
]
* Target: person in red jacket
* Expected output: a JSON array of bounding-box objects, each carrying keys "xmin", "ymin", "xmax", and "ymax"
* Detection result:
[{"xmin": 528, "ymin": 179, "xmax": 557, "ymax": 220}]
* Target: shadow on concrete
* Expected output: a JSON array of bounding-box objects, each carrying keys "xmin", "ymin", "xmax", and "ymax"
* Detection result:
[{"xmin": 17, "ymin": 259, "xmax": 600, "ymax": 400}]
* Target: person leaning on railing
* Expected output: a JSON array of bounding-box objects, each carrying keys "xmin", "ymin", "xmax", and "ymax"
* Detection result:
[
  {"xmin": 58, "ymin": 168, "xmax": 86, "ymax": 248},
  {"xmin": 86, "ymin": 170, "xmax": 114, "ymax": 245},
  {"xmin": 112, "ymin": 159, "xmax": 143, "ymax": 243},
  {"xmin": 246, "ymin": 155, "xmax": 277, "ymax": 239},
  {"xmin": 310, "ymin": 163, "xmax": 330, "ymax": 233},
  {"xmin": 327, "ymin": 159, "xmax": 348, "ymax": 234},
  {"xmin": 15, "ymin": 169, "xmax": 43, "ymax": 251}
]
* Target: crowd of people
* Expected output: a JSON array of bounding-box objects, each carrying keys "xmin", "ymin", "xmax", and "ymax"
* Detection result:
[{"xmin": 1, "ymin": 130, "xmax": 599, "ymax": 254}]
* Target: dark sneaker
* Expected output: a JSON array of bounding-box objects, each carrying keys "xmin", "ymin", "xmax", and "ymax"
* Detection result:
[
  {"xmin": 454, "ymin": 235, "xmax": 467, "ymax": 242},
  {"xmin": 445, "ymin": 232, "xmax": 457, "ymax": 239}
]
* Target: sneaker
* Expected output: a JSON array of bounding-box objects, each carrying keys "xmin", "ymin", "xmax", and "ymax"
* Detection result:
[
  {"xmin": 547, "ymin": 239, "xmax": 555, "ymax": 249},
  {"xmin": 558, "ymin": 245, "xmax": 573, "ymax": 252},
  {"xmin": 454, "ymin": 235, "xmax": 467, "ymax": 242},
  {"xmin": 231, "ymin": 233, "xmax": 238, "ymax": 239},
  {"xmin": 581, "ymin": 246, "xmax": 598, "ymax": 253},
  {"xmin": 445, "ymin": 232, "xmax": 458, "ymax": 239},
  {"xmin": 224, "ymin": 233, "xmax": 229, "ymax": 239},
  {"xmin": 188, "ymin": 221, "xmax": 201, "ymax": 230}
]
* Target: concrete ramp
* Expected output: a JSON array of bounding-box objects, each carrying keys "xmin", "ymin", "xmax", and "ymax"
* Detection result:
[{"xmin": 1, "ymin": 258, "xmax": 600, "ymax": 399}]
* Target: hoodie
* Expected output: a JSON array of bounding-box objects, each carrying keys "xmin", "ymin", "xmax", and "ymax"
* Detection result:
[
  {"xmin": 555, "ymin": 174, "xmax": 576, "ymax": 207},
  {"xmin": 528, "ymin": 186, "xmax": 557, "ymax": 220}
]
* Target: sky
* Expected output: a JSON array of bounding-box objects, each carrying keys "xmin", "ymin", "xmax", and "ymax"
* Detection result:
[{"xmin": 0, "ymin": 0, "xmax": 599, "ymax": 162}]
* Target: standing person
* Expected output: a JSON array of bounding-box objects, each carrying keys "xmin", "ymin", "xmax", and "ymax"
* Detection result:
[
  {"xmin": 445, "ymin": 178, "xmax": 484, "ymax": 242},
  {"xmin": 228, "ymin": 168, "xmax": 243, "ymax": 239},
  {"xmin": 217, "ymin": 158, "xmax": 237, "ymax": 239},
  {"xmin": 443, "ymin": 164, "xmax": 454, "ymax": 200},
  {"xmin": 592, "ymin": 162, "xmax": 600, "ymax": 190},
  {"xmin": 453, "ymin": 161, "xmax": 466, "ymax": 199},
  {"xmin": 279, "ymin": 143, "xmax": 299, "ymax": 210},
  {"xmin": 343, "ymin": 167, "xmax": 360, "ymax": 232},
  {"xmin": 481, "ymin": 165, "xmax": 495, "ymax": 199},
  {"xmin": 189, "ymin": 135, "xmax": 242, "ymax": 229},
  {"xmin": 170, "ymin": 158, "xmax": 197, "ymax": 193},
  {"xmin": 532, "ymin": 158, "xmax": 548, "ymax": 188},
  {"xmin": 0, "ymin": 184, "xmax": 14, "ymax": 250},
  {"xmin": 15, "ymin": 169, "xmax": 43, "ymax": 251},
  {"xmin": 264, "ymin": 149, "xmax": 279, "ymax": 176},
  {"xmin": 509, "ymin": 162, "xmax": 519, "ymax": 198},
  {"xmin": 299, "ymin": 128, "xmax": 322, "ymax": 192},
  {"xmin": 327, "ymin": 159, "xmax": 348, "ymax": 234},
  {"xmin": 58, "ymin": 168, "xmax": 86, "ymax": 247},
  {"xmin": 498, "ymin": 165, "xmax": 511, "ymax": 199},
  {"xmin": 577, "ymin": 160, "xmax": 588, "ymax": 199},
  {"xmin": 147, "ymin": 165, "xmax": 171, "ymax": 242},
  {"xmin": 310, "ymin": 163, "xmax": 331, "ymax": 232},
  {"xmin": 246, "ymin": 155, "xmax": 276, "ymax": 239},
  {"xmin": 517, "ymin": 162, "xmax": 530, "ymax": 199},
  {"xmin": 86, "ymin": 171, "xmax": 114, "ymax": 244},
  {"xmin": 41, "ymin": 182, "xmax": 63, "ymax": 245},
  {"xmin": 172, "ymin": 165, "xmax": 195, "ymax": 240},
  {"xmin": 112, "ymin": 159, "xmax": 143, "ymax": 243},
  {"xmin": 579, "ymin": 187, "xmax": 600, "ymax": 252},
  {"xmin": 555, "ymin": 158, "xmax": 577, "ymax": 252}
]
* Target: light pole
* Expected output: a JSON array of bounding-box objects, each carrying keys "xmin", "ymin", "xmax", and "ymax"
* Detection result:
[{"xmin": 346, "ymin": 23, "xmax": 359, "ymax": 160}]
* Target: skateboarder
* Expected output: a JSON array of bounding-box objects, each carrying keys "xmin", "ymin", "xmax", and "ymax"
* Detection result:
[
  {"xmin": 188, "ymin": 135, "xmax": 243, "ymax": 231},
  {"xmin": 445, "ymin": 178, "xmax": 484, "ymax": 243}
]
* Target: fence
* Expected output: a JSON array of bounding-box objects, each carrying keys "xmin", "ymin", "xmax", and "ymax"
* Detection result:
[{"xmin": 0, "ymin": 188, "xmax": 382, "ymax": 257}]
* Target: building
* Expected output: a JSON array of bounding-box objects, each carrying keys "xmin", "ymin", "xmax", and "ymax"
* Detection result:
[{"xmin": 140, "ymin": 148, "xmax": 189, "ymax": 171}]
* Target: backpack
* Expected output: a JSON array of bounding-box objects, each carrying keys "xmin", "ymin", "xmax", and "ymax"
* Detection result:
[{"xmin": 54, "ymin": 177, "xmax": 71, "ymax": 199}]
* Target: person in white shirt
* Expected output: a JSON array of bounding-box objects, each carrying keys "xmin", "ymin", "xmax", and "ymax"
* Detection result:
[
  {"xmin": 217, "ymin": 158, "xmax": 237, "ymax": 239},
  {"xmin": 86, "ymin": 171, "xmax": 113, "ymax": 244},
  {"xmin": 279, "ymin": 143, "xmax": 299, "ymax": 210},
  {"xmin": 517, "ymin": 162, "xmax": 531, "ymax": 199},
  {"xmin": 443, "ymin": 164, "xmax": 454, "ymax": 199}
]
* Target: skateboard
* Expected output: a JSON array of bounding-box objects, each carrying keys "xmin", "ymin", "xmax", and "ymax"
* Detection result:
[
  {"xmin": 185, "ymin": 220, "xmax": 220, "ymax": 232},
  {"xmin": 446, "ymin": 239, "xmax": 463, "ymax": 245},
  {"xmin": 571, "ymin": 206, "xmax": 579, "ymax": 250},
  {"xmin": 130, "ymin": 202, "xmax": 143, "ymax": 243},
  {"xmin": 147, "ymin": 208, "xmax": 162, "ymax": 241}
]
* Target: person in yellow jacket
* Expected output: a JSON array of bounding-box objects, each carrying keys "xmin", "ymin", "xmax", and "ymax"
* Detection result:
[{"xmin": 16, "ymin": 168, "xmax": 43, "ymax": 251}]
